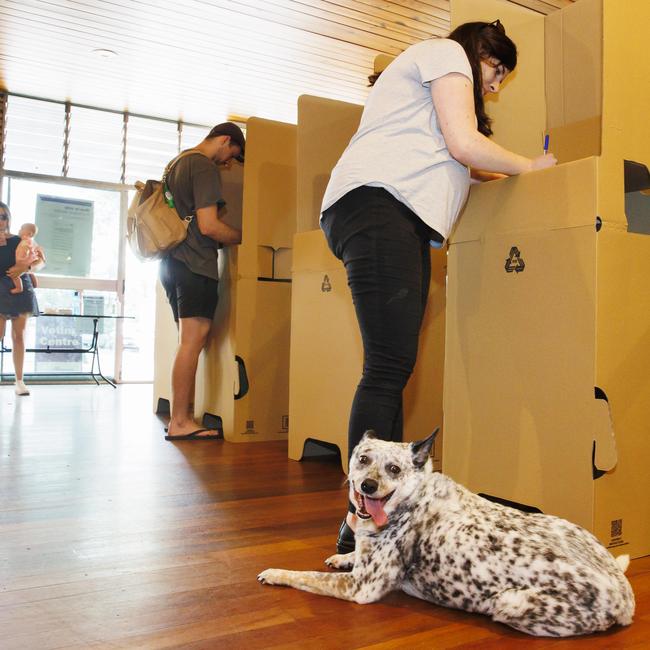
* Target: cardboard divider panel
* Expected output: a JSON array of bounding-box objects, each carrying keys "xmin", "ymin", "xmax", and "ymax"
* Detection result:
[
  {"xmin": 296, "ymin": 95, "xmax": 362, "ymax": 233},
  {"xmin": 289, "ymin": 229, "xmax": 445, "ymax": 474},
  {"xmin": 237, "ymin": 117, "xmax": 296, "ymax": 277},
  {"xmin": 446, "ymin": 0, "xmax": 650, "ymax": 560},
  {"xmin": 451, "ymin": 0, "xmax": 546, "ymax": 159},
  {"xmin": 152, "ymin": 161, "xmax": 245, "ymax": 418},
  {"xmin": 198, "ymin": 270, "xmax": 292, "ymax": 442},
  {"xmin": 153, "ymin": 119, "xmax": 296, "ymax": 442},
  {"xmin": 545, "ymin": 0, "xmax": 603, "ymax": 163}
]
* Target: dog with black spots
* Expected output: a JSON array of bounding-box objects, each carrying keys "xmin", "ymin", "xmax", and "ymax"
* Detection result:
[{"xmin": 258, "ymin": 430, "xmax": 635, "ymax": 637}]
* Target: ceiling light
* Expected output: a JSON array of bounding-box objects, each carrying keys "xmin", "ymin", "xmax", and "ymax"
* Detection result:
[{"xmin": 92, "ymin": 48, "xmax": 118, "ymax": 59}]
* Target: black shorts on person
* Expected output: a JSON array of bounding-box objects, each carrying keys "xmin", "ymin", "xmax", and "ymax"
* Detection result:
[{"xmin": 159, "ymin": 256, "xmax": 218, "ymax": 322}]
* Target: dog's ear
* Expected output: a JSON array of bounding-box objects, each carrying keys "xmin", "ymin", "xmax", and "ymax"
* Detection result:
[
  {"xmin": 410, "ymin": 428, "xmax": 439, "ymax": 468},
  {"xmin": 361, "ymin": 430, "xmax": 377, "ymax": 441}
]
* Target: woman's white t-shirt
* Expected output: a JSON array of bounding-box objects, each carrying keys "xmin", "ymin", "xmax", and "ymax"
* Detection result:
[{"xmin": 321, "ymin": 38, "xmax": 474, "ymax": 241}]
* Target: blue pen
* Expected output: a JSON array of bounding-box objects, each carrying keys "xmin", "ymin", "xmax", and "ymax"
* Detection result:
[{"xmin": 543, "ymin": 134, "xmax": 550, "ymax": 155}]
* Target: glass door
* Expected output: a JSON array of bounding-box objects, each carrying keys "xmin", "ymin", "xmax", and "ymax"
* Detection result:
[
  {"xmin": 1, "ymin": 177, "xmax": 160, "ymax": 383},
  {"xmin": 2, "ymin": 176, "xmax": 123, "ymax": 379}
]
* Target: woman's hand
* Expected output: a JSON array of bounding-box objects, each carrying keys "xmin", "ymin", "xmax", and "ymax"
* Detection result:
[
  {"xmin": 6, "ymin": 248, "xmax": 44, "ymax": 278},
  {"xmin": 528, "ymin": 153, "xmax": 558, "ymax": 171},
  {"xmin": 30, "ymin": 247, "xmax": 46, "ymax": 272},
  {"xmin": 6, "ymin": 259, "xmax": 31, "ymax": 279}
]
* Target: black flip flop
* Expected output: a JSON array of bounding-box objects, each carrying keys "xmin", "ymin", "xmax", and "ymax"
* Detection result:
[{"xmin": 164, "ymin": 428, "xmax": 223, "ymax": 441}]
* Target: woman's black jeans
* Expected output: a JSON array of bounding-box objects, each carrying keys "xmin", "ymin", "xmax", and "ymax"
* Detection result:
[{"xmin": 321, "ymin": 186, "xmax": 434, "ymax": 477}]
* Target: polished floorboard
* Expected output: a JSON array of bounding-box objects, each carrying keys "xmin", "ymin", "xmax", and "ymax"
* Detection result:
[{"xmin": 1, "ymin": 384, "xmax": 649, "ymax": 649}]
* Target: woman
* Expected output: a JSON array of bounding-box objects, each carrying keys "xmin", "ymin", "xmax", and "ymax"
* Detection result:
[
  {"xmin": 0, "ymin": 201, "xmax": 45, "ymax": 396},
  {"xmin": 320, "ymin": 21, "xmax": 558, "ymax": 553}
]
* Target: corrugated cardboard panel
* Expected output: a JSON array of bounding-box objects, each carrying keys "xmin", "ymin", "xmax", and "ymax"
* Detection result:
[
  {"xmin": 154, "ymin": 166, "xmax": 243, "ymax": 415},
  {"xmin": 544, "ymin": 8, "xmax": 563, "ymax": 130},
  {"xmin": 562, "ymin": 0, "xmax": 602, "ymax": 126},
  {"xmin": 451, "ymin": 0, "xmax": 546, "ymax": 158},
  {"xmin": 258, "ymin": 246, "xmax": 292, "ymax": 280},
  {"xmin": 230, "ymin": 279, "xmax": 292, "ymax": 441},
  {"xmin": 373, "ymin": 54, "xmax": 393, "ymax": 74},
  {"xmin": 296, "ymin": 95, "xmax": 362, "ymax": 233},
  {"xmin": 152, "ymin": 279, "xmax": 177, "ymax": 410},
  {"xmin": 274, "ymin": 248, "xmax": 292, "ymax": 280},
  {"xmin": 545, "ymin": 0, "xmax": 602, "ymax": 162},
  {"xmin": 444, "ymin": 223, "xmax": 601, "ymax": 531},
  {"xmin": 598, "ymin": 0, "xmax": 650, "ymax": 227},
  {"xmin": 292, "ymin": 228, "xmax": 342, "ymax": 272},
  {"xmin": 289, "ymin": 229, "xmax": 446, "ymax": 472},
  {"xmin": 199, "ymin": 270, "xmax": 291, "ymax": 442},
  {"xmin": 219, "ymin": 161, "xmax": 244, "ymax": 232},
  {"xmin": 195, "ymin": 247, "xmax": 239, "ymax": 436},
  {"xmin": 240, "ymin": 117, "xmax": 296, "ymax": 277},
  {"xmin": 451, "ymin": 157, "xmax": 598, "ymax": 244},
  {"xmin": 547, "ymin": 118, "xmax": 601, "ymax": 165},
  {"xmin": 288, "ymin": 234, "xmax": 361, "ymax": 467},
  {"xmin": 594, "ymin": 225, "xmax": 650, "ymax": 558},
  {"xmin": 403, "ymin": 245, "xmax": 446, "ymax": 470}
]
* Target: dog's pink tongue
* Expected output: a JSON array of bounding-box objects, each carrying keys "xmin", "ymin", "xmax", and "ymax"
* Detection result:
[{"xmin": 364, "ymin": 497, "xmax": 388, "ymax": 527}]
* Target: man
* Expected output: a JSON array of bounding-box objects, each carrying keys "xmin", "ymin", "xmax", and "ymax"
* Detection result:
[{"xmin": 160, "ymin": 122, "xmax": 245, "ymax": 439}]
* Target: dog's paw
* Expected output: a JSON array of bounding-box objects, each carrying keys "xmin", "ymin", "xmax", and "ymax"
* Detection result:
[
  {"xmin": 257, "ymin": 568, "xmax": 285, "ymax": 585},
  {"xmin": 325, "ymin": 552, "xmax": 355, "ymax": 571}
]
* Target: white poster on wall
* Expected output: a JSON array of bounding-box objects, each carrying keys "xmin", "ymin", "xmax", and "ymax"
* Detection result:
[{"xmin": 35, "ymin": 195, "xmax": 94, "ymax": 277}]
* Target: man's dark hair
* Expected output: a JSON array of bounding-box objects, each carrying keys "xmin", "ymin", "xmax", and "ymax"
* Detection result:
[{"xmin": 206, "ymin": 122, "xmax": 246, "ymax": 162}]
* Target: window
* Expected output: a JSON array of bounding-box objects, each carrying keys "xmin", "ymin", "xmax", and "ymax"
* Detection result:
[
  {"xmin": 125, "ymin": 116, "xmax": 179, "ymax": 184},
  {"xmin": 1, "ymin": 93, "xmax": 214, "ymax": 383},
  {"xmin": 4, "ymin": 96, "xmax": 65, "ymax": 175},
  {"xmin": 68, "ymin": 107, "xmax": 124, "ymax": 183}
]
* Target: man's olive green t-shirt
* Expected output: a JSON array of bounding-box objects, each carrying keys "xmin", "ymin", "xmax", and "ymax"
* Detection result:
[{"xmin": 166, "ymin": 152, "xmax": 224, "ymax": 281}]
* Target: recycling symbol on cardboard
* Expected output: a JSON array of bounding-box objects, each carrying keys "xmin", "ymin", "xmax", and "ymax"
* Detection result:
[
  {"xmin": 504, "ymin": 246, "xmax": 526, "ymax": 273},
  {"xmin": 321, "ymin": 274, "xmax": 332, "ymax": 292}
]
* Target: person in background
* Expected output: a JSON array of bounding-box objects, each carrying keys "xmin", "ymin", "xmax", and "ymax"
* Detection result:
[
  {"xmin": 0, "ymin": 202, "xmax": 46, "ymax": 396},
  {"xmin": 320, "ymin": 20, "xmax": 557, "ymax": 553},
  {"xmin": 160, "ymin": 122, "xmax": 245, "ymax": 440}
]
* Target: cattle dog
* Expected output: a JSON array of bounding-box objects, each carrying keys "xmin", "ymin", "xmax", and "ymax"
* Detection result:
[{"xmin": 258, "ymin": 430, "xmax": 634, "ymax": 637}]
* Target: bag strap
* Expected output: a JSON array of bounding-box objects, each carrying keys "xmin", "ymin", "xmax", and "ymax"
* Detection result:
[
  {"xmin": 161, "ymin": 149, "xmax": 211, "ymax": 210},
  {"xmin": 161, "ymin": 148, "xmax": 210, "ymax": 184}
]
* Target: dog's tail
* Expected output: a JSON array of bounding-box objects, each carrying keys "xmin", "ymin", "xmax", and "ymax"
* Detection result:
[{"xmin": 615, "ymin": 554, "xmax": 630, "ymax": 573}]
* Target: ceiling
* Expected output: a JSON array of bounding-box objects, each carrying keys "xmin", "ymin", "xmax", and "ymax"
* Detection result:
[{"xmin": 0, "ymin": 0, "xmax": 574, "ymax": 126}]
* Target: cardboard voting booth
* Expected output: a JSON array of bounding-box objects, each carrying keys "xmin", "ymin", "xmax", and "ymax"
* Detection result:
[
  {"xmin": 288, "ymin": 95, "xmax": 445, "ymax": 473},
  {"xmin": 152, "ymin": 161, "xmax": 246, "ymax": 429},
  {"xmin": 289, "ymin": 230, "xmax": 446, "ymax": 473},
  {"xmin": 153, "ymin": 117, "xmax": 296, "ymax": 442},
  {"xmin": 444, "ymin": 0, "xmax": 650, "ymax": 558}
]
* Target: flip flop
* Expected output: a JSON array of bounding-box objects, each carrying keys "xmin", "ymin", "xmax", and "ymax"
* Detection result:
[{"xmin": 164, "ymin": 428, "xmax": 223, "ymax": 441}]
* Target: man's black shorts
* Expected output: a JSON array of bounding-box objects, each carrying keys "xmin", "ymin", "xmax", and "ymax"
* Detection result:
[{"xmin": 159, "ymin": 256, "xmax": 218, "ymax": 322}]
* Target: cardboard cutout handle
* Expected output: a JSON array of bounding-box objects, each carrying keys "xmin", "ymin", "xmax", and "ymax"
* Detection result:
[
  {"xmin": 592, "ymin": 387, "xmax": 618, "ymax": 476},
  {"xmin": 234, "ymin": 355, "xmax": 249, "ymax": 400}
]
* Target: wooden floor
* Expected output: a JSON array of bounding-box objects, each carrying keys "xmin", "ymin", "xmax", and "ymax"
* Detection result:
[{"xmin": 1, "ymin": 384, "xmax": 649, "ymax": 649}]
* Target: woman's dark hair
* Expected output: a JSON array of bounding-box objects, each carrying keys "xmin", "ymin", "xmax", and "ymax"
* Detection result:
[
  {"xmin": 0, "ymin": 200, "xmax": 11, "ymax": 224},
  {"xmin": 368, "ymin": 20, "xmax": 517, "ymax": 137},
  {"xmin": 448, "ymin": 20, "xmax": 517, "ymax": 136}
]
